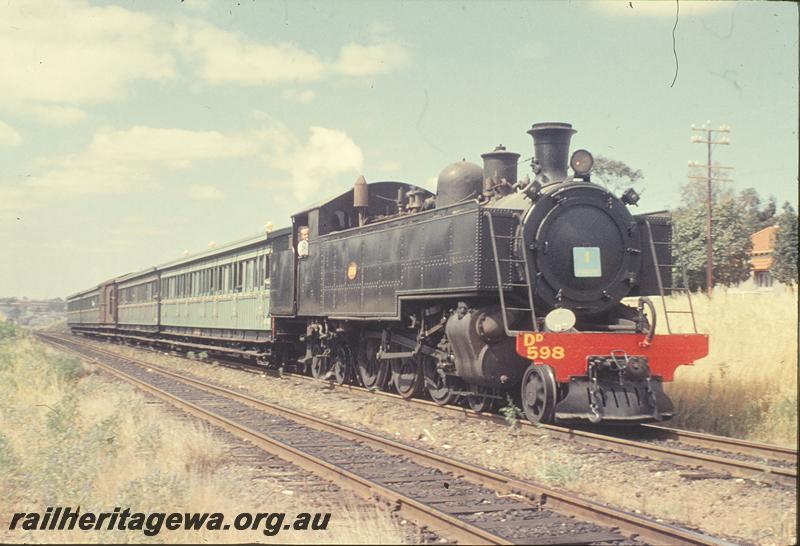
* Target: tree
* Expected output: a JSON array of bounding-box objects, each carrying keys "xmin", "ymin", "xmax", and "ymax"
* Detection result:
[
  {"xmin": 739, "ymin": 187, "xmax": 777, "ymax": 235},
  {"xmin": 712, "ymin": 196, "xmax": 753, "ymax": 286},
  {"xmin": 772, "ymin": 202, "xmax": 798, "ymax": 286},
  {"xmin": 592, "ymin": 156, "xmax": 643, "ymax": 194},
  {"xmin": 672, "ymin": 182, "xmax": 753, "ymax": 291},
  {"xmin": 672, "ymin": 203, "xmax": 707, "ymax": 290}
]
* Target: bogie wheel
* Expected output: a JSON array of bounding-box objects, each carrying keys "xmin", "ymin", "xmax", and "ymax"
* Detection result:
[
  {"xmin": 466, "ymin": 385, "xmax": 498, "ymax": 413},
  {"xmin": 422, "ymin": 357, "xmax": 460, "ymax": 406},
  {"xmin": 310, "ymin": 354, "xmax": 330, "ymax": 380},
  {"xmin": 520, "ymin": 364, "xmax": 557, "ymax": 424},
  {"xmin": 357, "ymin": 337, "xmax": 390, "ymax": 390},
  {"xmin": 331, "ymin": 343, "xmax": 353, "ymax": 385},
  {"xmin": 391, "ymin": 355, "xmax": 423, "ymax": 399}
]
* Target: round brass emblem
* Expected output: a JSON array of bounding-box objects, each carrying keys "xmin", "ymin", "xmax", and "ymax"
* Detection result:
[{"xmin": 347, "ymin": 262, "xmax": 358, "ymax": 281}]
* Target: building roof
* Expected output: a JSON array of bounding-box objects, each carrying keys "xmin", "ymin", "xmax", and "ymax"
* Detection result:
[{"xmin": 751, "ymin": 225, "xmax": 778, "ymax": 254}]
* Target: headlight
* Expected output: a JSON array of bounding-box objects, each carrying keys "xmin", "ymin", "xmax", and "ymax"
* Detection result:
[
  {"xmin": 570, "ymin": 149, "xmax": 594, "ymax": 175},
  {"xmin": 544, "ymin": 308, "xmax": 576, "ymax": 332}
]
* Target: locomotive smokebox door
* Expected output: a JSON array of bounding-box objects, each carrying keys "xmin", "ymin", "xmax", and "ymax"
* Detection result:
[{"xmin": 521, "ymin": 183, "xmax": 642, "ymax": 318}]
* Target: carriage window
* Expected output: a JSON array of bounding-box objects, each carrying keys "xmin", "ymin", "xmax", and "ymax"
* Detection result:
[{"xmin": 235, "ymin": 262, "xmax": 243, "ymax": 292}]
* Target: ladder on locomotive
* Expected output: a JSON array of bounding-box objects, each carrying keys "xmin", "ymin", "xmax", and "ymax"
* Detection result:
[
  {"xmin": 484, "ymin": 210, "xmax": 539, "ymax": 335},
  {"xmin": 644, "ymin": 219, "xmax": 698, "ymax": 334}
]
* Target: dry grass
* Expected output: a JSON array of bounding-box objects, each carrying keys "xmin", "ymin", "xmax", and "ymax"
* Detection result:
[
  {"xmin": 0, "ymin": 325, "xmax": 412, "ymax": 544},
  {"xmin": 660, "ymin": 288, "xmax": 798, "ymax": 446}
]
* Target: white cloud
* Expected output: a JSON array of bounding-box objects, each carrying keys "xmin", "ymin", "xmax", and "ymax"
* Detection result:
[
  {"xmin": 0, "ymin": 2, "xmax": 410, "ymax": 127},
  {"xmin": 88, "ymin": 126, "xmax": 259, "ymax": 167},
  {"xmin": 333, "ymin": 42, "xmax": 410, "ymax": 76},
  {"xmin": 188, "ymin": 184, "xmax": 224, "ymax": 200},
  {"xmin": 176, "ymin": 20, "xmax": 410, "ymax": 85},
  {"xmin": 175, "ymin": 21, "xmax": 326, "ymax": 85},
  {"xmin": 16, "ymin": 123, "xmax": 362, "ymax": 201},
  {"xmin": 0, "ymin": 121, "xmax": 21, "ymax": 146},
  {"xmin": 0, "ymin": 1, "xmax": 175, "ymax": 106},
  {"xmin": 255, "ymin": 123, "xmax": 363, "ymax": 199},
  {"xmin": 26, "ymin": 126, "xmax": 260, "ymax": 195},
  {"xmin": 282, "ymin": 89, "xmax": 316, "ymax": 104}
]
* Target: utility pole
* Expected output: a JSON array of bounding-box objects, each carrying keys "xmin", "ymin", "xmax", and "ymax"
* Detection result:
[{"xmin": 689, "ymin": 123, "xmax": 732, "ymax": 296}]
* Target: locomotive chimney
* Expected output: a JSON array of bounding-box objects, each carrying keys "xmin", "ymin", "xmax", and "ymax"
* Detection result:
[
  {"xmin": 527, "ymin": 122, "xmax": 576, "ymax": 184},
  {"xmin": 481, "ymin": 145, "xmax": 520, "ymax": 196}
]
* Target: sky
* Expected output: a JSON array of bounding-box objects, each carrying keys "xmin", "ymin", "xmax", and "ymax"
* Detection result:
[{"xmin": 0, "ymin": 0, "xmax": 797, "ymax": 299}]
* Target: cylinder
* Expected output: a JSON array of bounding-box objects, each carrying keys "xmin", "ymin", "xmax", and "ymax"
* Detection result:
[
  {"xmin": 527, "ymin": 122, "xmax": 576, "ymax": 184},
  {"xmin": 445, "ymin": 305, "xmax": 528, "ymax": 388},
  {"xmin": 481, "ymin": 145, "xmax": 520, "ymax": 193}
]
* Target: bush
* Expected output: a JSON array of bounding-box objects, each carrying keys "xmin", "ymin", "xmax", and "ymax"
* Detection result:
[{"xmin": 0, "ymin": 320, "xmax": 18, "ymax": 342}]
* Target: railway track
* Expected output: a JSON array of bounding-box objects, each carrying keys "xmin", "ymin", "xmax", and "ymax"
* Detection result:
[
  {"xmin": 38, "ymin": 331, "xmax": 733, "ymax": 546},
  {"xmin": 330, "ymin": 381, "xmax": 798, "ymax": 486},
  {"xmin": 57, "ymin": 330, "xmax": 798, "ymax": 486}
]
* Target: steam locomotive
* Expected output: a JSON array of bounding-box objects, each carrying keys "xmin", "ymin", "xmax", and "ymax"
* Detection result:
[{"xmin": 67, "ymin": 122, "xmax": 709, "ymax": 424}]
